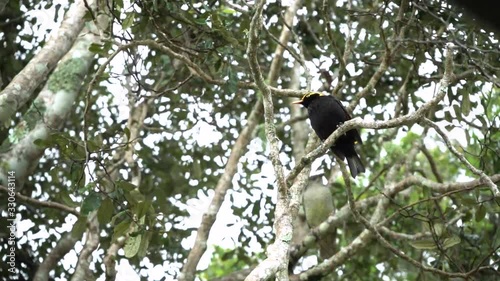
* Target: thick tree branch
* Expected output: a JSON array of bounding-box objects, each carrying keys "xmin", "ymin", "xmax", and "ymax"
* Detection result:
[
  {"xmin": 104, "ymin": 237, "xmax": 126, "ymax": 281},
  {"xmin": 244, "ymin": 0, "xmax": 303, "ymax": 280},
  {"xmin": 0, "ymin": 0, "xmax": 89, "ymax": 123},
  {"xmin": 71, "ymin": 213, "xmax": 100, "ymax": 281},
  {"xmin": 179, "ymin": 83, "xmax": 264, "ymax": 281},
  {"xmin": 33, "ymin": 232, "xmax": 80, "ymax": 281},
  {"xmin": 0, "ymin": 1, "xmax": 102, "ymax": 189}
]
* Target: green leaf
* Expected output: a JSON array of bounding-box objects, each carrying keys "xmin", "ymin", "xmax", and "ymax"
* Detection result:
[
  {"xmin": 135, "ymin": 200, "xmax": 152, "ymax": 220},
  {"xmin": 409, "ymin": 239, "xmax": 438, "ymax": 250},
  {"xmin": 444, "ymin": 110, "xmax": 453, "ymax": 123},
  {"xmin": 461, "ymin": 89, "xmax": 470, "ymax": 116},
  {"xmin": 221, "ymin": 7, "xmax": 236, "ymax": 14},
  {"xmin": 137, "ymin": 230, "xmax": 152, "ymax": 258},
  {"xmin": 112, "ymin": 220, "xmax": 131, "ymax": 242},
  {"xmin": 58, "ymin": 188, "xmax": 79, "ymax": 208},
  {"xmin": 88, "ymin": 43, "xmax": 107, "ymax": 56},
  {"xmin": 193, "ymin": 17, "xmax": 208, "ymax": 25},
  {"xmin": 452, "ymin": 104, "xmax": 462, "ymax": 121},
  {"xmin": 442, "ymin": 235, "xmax": 461, "ymax": 249},
  {"xmin": 421, "ymin": 220, "xmax": 431, "ymax": 233},
  {"xmin": 432, "ymin": 223, "xmax": 444, "ymax": 237},
  {"xmin": 110, "ymin": 210, "xmax": 128, "ymax": 226},
  {"xmin": 226, "ymin": 67, "xmax": 238, "ymax": 93},
  {"xmin": 83, "ymin": 182, "xmax": 96, "ymax": 192},
  {"xmin": 33, "ymin": 138, "xmax": 50, "ymax": 148},
  {"xmin": 214, "ymin": 58, "xmax": 223, "ymax": 73},
  {"xmin": 124, "ymin": 234, "xmax": 142, "ymax": 258},
  {"xmin": 125, "ymin": 189, "xmax": 144, "ymax": 206},
  {"xmin": 193, "ymin": 159, "xmax": 202, "ymax": 178},
  {"xmin": 124, "ymin": 127, "xmax": 131, "ymax": 141},
  {"xmin": 117, "ymin": 180, "xmax": 137, "ymax": 192},
  {"xmin": 122, "ymin": 12, "xmax": 135, "ymax": 30},
  {"xmin": 475, "ymin": 204, "xmax": 486, "ymax": 222},
  {"xmin": 115, "ymin": 0, "xmax": 123, "ymax": 9},
  {"xmin": 463, "ymin": 211, "xmax": 473, "ymax": 223},
  {"xmin": 71, "ymin": 142, "xmax": 86, "ymax": 160},
  {"xmin": 49, "ymin": 167, "xmax": 61, "ymax": 184},
  {"xmin": 81, "ymin": 192, "xmax": 102, "ymax": 216},
  {"xmin": 87, "ymin": 138, "xmax": 102, "ymax": 152},
  {"xmin": 97, "ymin": 198, "xmax": 114, "ymax": 225},
  {"xmin": 460, "ymin": 197, "xmax": 477, "ymax": 206},
  {"xmin": 71, "ymin": 216, "xmax": 87, "ymax": 238},
  {"xmin": 71, "ymin": 163, "xmax": 85, "ymax": 189}
]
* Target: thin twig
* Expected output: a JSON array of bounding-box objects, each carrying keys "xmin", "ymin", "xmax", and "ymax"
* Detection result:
[{"xmin": 422, "ymin": 118, "xmax": 499, "ymax": 197}]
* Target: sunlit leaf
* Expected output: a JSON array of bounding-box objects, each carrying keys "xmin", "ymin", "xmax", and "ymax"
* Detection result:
[{"xmin": 124, "ymin": 234, "xmax": 142, "ymax": 258}]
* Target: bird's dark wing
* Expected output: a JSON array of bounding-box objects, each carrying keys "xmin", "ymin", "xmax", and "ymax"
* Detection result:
[
  {"xmin": 332, "ymin": 98, "xmax": 352, "ymax": 121},
  {"xmin": 333, "ymin": 97, "xmax": 363, "ymax": 144}
]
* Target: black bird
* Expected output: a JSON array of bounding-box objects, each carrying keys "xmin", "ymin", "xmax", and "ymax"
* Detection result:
[{"xmin": 293, "ymin": 92, "xmax": 365, "ymax": 178}]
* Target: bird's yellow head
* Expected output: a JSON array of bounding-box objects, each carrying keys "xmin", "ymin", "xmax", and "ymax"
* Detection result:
[{"xmin": 292, "ymin": 92, "xmax": 325, "ymax": 105}]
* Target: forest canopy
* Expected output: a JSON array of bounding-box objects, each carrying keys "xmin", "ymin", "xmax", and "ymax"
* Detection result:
[{"xmin": 0, "ymin": 0, "xmax": 499, "ymax": 280}]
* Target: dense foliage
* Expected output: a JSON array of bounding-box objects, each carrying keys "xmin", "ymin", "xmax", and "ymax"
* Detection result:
[{"xmin": 0, "ymin": 0, "xmax": 498, "ymax": 280}]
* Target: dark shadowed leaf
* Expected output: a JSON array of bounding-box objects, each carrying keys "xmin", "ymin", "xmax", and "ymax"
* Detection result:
[{"xmin": 81, "ymin": 192, "xmax": 102, "ymax": 215}]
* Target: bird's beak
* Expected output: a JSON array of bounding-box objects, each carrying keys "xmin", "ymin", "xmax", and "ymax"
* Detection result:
[{"xmin": 291, "ymin": 100, "xmax": 303, "ymax": 105}]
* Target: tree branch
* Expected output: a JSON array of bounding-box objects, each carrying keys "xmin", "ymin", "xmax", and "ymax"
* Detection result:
[
  {"xmin": 0, "ymin": 0, "xmax": 101, "ymax": 190},
  {"xmin": 71, "ymin": 213, "xmax": 100, "ymax": 281},
  {"xmin": 342, "ymin": 159, "xmax": 473, "ymax": 278},
  {"xmin": 180, "ymin": 101, "xmax": 263, "ymax": 281},
  {"xmin": 0, "ymin": 185, "xmax": 79, "ymax": 216},
  {"xmin": 421, "ymin": 118, "xmax": 499, "ymax": 197},
  {"xmin": 33, "ymin": 232, "xmax": 80, "ymax": 281},
  {"xmin": 288, "ymin": 44, "xmax": 455, "ymax": 185},
  {"xmin": 104, "ymin": 237, "xmax": 126, "ymax": 280},
  {"xmin": 335, "ymin": 46, "xmax": 492, "ymax": 279},
  {"xmin": 298, "ymin": 146, "xmax": 409, "ymax": 279},
  {"xmin": 0, "ymin": 0, "xmax": 89, "ymax": 123},
  {"xmin": 86, "ymin": 39, "xmax": 307, "ymax": 99},
  {"xmin": 244, "ymin": 0, "xmax": 303, "ymax": 280}
]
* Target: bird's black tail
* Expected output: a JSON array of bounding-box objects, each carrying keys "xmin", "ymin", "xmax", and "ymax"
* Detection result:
[{"xmin": 346, "ymin": 154, "xmax": 365, "ymax": 178}]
